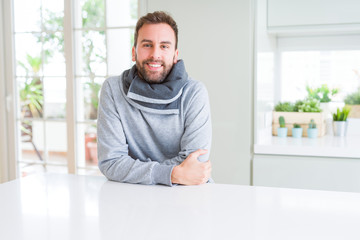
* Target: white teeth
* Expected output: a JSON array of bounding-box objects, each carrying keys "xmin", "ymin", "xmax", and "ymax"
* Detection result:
[{"xmin": 148, "ymin": 64, "xmax": 161, "ymax": 67}]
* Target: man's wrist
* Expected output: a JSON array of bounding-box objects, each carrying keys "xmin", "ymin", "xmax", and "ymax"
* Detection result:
[{"xmin": 171, "ymin": 165, "xmax": 182, "ymax": 184}]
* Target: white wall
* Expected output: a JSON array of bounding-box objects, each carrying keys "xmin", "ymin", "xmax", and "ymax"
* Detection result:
[
  {"xmin": 144, "ymin": 0, "xmax": 254, "ymax": 185},
  {"xmin": 254, "ymin": 0, "xmax": 277, "ymax": 143}
]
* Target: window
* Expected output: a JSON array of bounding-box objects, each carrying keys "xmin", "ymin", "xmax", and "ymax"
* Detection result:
[
  {"xmin": 278, "ymin": 36, "xmax": 360, "ymax": 103},
  {"xmin": 14, "ymin": 0, "xmax": 67, "ymax": 176},
  {"xmin": 254, "ymin": 0, "xmax": 360, "ymax": 157},
  {"xmin": 73, "ymin": 0, "xmax": 137, "ymax": 175},
  {"xmin": 8, "ymin": 0, "xmax": 137, "ymax": 177}
]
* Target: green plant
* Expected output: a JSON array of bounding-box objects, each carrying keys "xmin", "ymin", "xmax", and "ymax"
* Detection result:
[
  {"xmin": 344, "ymin": 88, "xmax": 360, "ymax": 105},
  {"xmin": 306, "ymin": 84, "xmax": 339, "ymax": 103},
  {"xmin": 333, "ymin": 107, "xmax": 351, "ymax": 121},
  {"xmin": 293, "ymin": 123, "xmax": 301, "ymax": 128},
  {"xmin": 82, "ymin": 0, "xmax": 105, "ymax": 28},
  {"xmin": 274, "ymin": 102, "xmax": 295, "ymax": 112},
  {"xmin": 19, "ymin": 78, "xmax": 44, "ymax": 118},
  {"xmin": 308, "ymin": 119, "xmax": 317, "ymax": 129},
  {"xmin": 293, "ymin": 100, "xmax": 303, "ymax": 112},
  {"xmin": 18, "ymin": 54, "xmax": 44, "ymax": 118},
  {"xmin": 279, "ymin": 116, "xmax": 286, "ymax": 128},
  {"xmin": 296, "ymin": 97, "xmax": 322, "ymax": 112},
  {"xmin": 275, "ymin": 98, "xmax": 322, "ymax": 113}
]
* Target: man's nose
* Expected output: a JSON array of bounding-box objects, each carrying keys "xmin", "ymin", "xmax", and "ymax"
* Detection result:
[{"xmin": 150, "ymin": 46, "xmax": 161, "ymax": 59}]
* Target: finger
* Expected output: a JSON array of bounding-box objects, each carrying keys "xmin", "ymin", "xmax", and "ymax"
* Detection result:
[
  {"xmin": 202, "ymin": 160, "xmax": 211, "ymax": 167},
  {"xmin": 206, "ymin": 162, "xmax": 212, "ymax": 171}
]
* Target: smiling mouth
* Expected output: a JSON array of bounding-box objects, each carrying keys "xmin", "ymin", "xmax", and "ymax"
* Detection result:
[
  {"xmin": 148, "ymin": 63, "xmax": 161, "ymax": 68},
  {"xmin": 146, "ymin": 62, "xmax": 163, "ymax": 71}
]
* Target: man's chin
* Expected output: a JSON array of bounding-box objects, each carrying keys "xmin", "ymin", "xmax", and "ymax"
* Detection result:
[
  {"xmin": 145, "ymin": 78, "xmax": 164, "ymax": 84},
  {"xmin": 143, "ymin": 73, "xmax": 166, "ymax": 84},
  {"xmin": 136, "ymin": 64, "xmax": 170, "ymax": 83}
]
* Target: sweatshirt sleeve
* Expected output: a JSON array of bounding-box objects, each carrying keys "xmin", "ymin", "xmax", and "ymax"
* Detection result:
[
  {"xmin": 97, "ymin": 80, "xmax": 174, "ymax": 186},
  {"xmin": 161, "ymin": 81, "xmax": 212, "ymax": 165}
]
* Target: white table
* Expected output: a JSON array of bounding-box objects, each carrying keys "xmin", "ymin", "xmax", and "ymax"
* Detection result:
[{"xmin": 1, "ymin": 174, "xmax": 360, "ymax": 240}]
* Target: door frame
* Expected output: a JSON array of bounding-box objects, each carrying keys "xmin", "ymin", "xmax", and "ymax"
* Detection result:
[{"xmin": 0, "ymin": 0, "xmax": 17, "ymax": 183}]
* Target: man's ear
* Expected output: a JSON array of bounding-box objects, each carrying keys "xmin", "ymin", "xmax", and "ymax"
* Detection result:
[
  {"xmin": 173, "ymin": 49, "xmax": 179, "ymax": 64},
  {"xmin": 132, "ymin": 46, "xmax": 136, "ymax": 61}
]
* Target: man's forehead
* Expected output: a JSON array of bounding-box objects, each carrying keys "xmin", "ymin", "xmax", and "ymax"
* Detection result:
[{"xmin": 138, "ymin": 23, "xmax": 176, "ymax": 41}]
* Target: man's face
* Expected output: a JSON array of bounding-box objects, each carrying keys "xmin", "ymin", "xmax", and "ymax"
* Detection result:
[{"xmin": 132, "ymin": 23, "xmax": 178, "ymax": 84}]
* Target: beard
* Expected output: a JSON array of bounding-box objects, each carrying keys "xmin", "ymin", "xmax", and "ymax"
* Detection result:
[{"xmin": 135, "ymin": 55, "xmax": 175, "ymax": 84}]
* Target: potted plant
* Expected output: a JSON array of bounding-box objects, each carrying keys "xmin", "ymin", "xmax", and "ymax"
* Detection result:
[
  {"xmin": 306, "ymin": 84, "xmax": 339, "ymax": 116},
  {"xmin": 292, "ymin": 123, "xmax": 303, "ymax": 138},
  {"xmin": 273, "ymin": 98, "xmax": 326, "ymax": 137},
  {"xmin": 306, "ymin": 84, "xmax": 339, "ymax": 103},
  {"xmin": 306, "ymin": 84, "xmax": 342, "ymax": 135},
  {"xmin": 277, "ymin": 116, "xmax": 288, "ymax": 137},
  {"xmin": 307, "ymin": 119, "xmax": 318, "ymax": 138},
  {"xmin": 332, "ymin": 106, "xmax": 351, "ymax": 136},
  {"xmin": 274, "ymin": 101, "xmax": 295, "ymax": 112},
  {"xmin": 294, "ymin": 98, "xmax": 322, "ymax": 113}
]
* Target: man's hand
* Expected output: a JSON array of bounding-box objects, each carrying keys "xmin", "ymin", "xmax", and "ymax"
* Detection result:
[{"xmin": 171, "ymin": 149, "xmax": 211, "ymax": 185}]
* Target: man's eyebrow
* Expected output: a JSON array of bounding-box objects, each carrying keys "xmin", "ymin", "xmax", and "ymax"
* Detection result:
[
  {"xmin": 160, "ymin": 41, "xmax": 172, "ymax": 45},
  {"xmin": 141, "ymin": 39, "xmax": 153, "ymax": 43},
  {"xmin": 140, "ymin": 39, "xmax": 172, "ymax": 45}
]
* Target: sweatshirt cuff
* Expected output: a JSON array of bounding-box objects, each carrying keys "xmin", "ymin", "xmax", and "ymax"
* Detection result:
[{"xmin": 152, "ymin": 164, "xmax": 174, "ymax": 186}]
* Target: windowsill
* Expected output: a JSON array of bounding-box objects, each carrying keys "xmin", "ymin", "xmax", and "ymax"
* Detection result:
[{"xmin": 254, "ymin": 134, "xmax": 360, "ymax": 158}]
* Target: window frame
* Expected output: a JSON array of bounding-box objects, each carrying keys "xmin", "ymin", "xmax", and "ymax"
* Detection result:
[
  {"xmin": 1, "ymin": 0, "xmax": 17, "ymax": 182},
  {"xmin": 0, "ymin": 0, "xmax": 9, "ymax": 183}
]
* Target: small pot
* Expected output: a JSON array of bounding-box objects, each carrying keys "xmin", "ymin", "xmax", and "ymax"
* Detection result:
[
  {"xmin": 333, "ymin": 121, "xmax": 348, "ymax": 137},
  {"xmin": 292, "ymin": 128, "xmax": 303, "ymax": 138},
  {"xmin": 307, "ymin": 128, "xmax": 318, "ymax": 138},
  {"xmin": 277, "ymin": 127, "xmax": 288, "ymax": 137}
]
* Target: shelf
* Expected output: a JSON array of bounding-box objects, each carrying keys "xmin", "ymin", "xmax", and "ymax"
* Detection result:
[{"xmin": 254, "ymin": 134, "xmax": 360, "ymax": 158}]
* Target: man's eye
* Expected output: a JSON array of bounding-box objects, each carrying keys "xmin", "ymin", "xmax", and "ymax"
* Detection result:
[
  {"xmin": 144, "ymin": 44, "xmax": 152, "ymax": 47},
  {"xmin": 161, "ymin": 45, "xmax": 169, "ymax": 49}
]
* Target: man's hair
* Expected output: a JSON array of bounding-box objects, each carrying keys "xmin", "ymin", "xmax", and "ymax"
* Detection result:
[{"xmin": 134, "ymin": 11, "xmax": 178, "ymax": 49}]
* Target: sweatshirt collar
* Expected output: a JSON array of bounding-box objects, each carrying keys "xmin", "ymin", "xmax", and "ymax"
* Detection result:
[{"xmin": 122, "ymin": 60, "xmax": 188, "ymax": 114}]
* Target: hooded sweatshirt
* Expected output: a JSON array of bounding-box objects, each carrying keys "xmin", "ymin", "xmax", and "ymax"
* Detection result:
[{"xmin": 97, "ymin": 60, "xmax": 212, "ymax": 186}]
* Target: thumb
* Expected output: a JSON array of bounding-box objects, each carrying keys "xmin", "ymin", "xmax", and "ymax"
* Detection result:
[{"xmin": 190, "ymin": 149, "xmax": 208, "ymax": 159}]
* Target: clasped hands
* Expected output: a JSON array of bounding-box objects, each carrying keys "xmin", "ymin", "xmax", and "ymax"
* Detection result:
[{"xmin": 171, "ymin": 149, "xmax": 211, "ymax": 185}]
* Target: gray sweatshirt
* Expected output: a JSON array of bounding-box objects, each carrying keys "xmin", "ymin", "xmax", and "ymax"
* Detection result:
[{"xmin": 97, "ymin": 69, "xmax": 212, "ymax": 186}]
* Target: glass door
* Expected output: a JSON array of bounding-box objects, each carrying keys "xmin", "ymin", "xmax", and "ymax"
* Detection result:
[
  {"xmin": 14, "ymin": 0, "xmax": 68, "ymax": 176},
  {"xmin": 73, "ymin": 0, "xmax": 137, "ymax": 175},
  {"xmin": 11, "ymin": 0, "xmax": 137, "ymax": 177}
]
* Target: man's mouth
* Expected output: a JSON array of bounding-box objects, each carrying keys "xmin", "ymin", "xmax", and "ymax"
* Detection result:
[{"xmin": 146, "ymin": 62, "xmax": 163, "ymax": 70}]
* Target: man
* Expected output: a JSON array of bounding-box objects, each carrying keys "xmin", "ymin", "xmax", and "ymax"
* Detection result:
[{"xmin": 97, "ymin": 11, "xmax": 212, "ymax": 186}]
